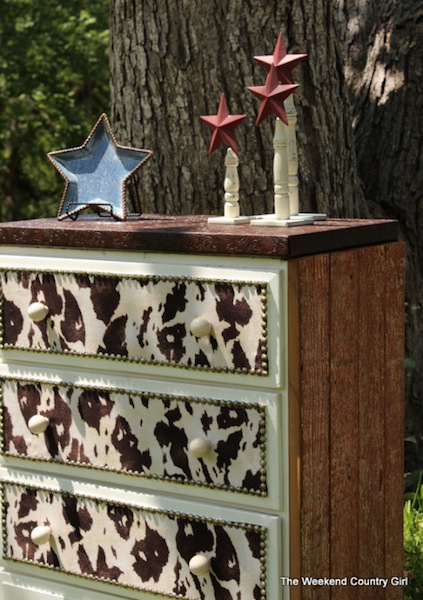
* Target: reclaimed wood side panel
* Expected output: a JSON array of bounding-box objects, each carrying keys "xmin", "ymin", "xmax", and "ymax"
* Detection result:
[
  {"xmin": 295, "ymin": 254, "xmax": 331, "ymax": 600},
  {"xmin": 357, "ymin": 245, "xmax": 388, "ymax": 600},
  {"xmin": 329, "ymin": 250, "xmax": 360, "ymax": 599},
  {"xmin": 383, "ymin": 243, "xmax": 405, "ymax": 600},
  {"xmin": 291, "ymin": 242, "xmax": 405, "ymax": 600}
]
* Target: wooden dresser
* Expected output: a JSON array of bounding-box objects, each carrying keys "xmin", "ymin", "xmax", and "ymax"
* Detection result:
[{"xmin": 0, "ymin": 216, "xmax": 405, "ymax": 600}]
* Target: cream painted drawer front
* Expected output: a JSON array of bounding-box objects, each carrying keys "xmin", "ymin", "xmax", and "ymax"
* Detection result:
[
  {"xmin": 0, "ymin": 269, "xmax": 268, "ymax": 376},
  {"xmin": 1, "ymin": 378, "xmax": 268, "ymax": 497},
  {"xmin": 2, "ymin": 581, "xmax": 64, "ymax": 600},
  {"xmin": 2, "ymin": 481, "xmax": 269, "ymax": 600}
]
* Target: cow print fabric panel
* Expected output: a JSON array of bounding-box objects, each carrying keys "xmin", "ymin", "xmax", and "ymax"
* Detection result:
[
  {"xmin": 1, "ymin": 379, "xmax": 267, "ymax": 495},
  {"xmin": 0, "ymin": 270, "xmax": 268, "ymax": 374},
  {"xmin": 3, "ymin": 482, "xmax": 267, "ymax": 599}
]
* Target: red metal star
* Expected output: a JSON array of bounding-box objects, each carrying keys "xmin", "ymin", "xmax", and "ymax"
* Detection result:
[
  {"xmin": 254, "ymin": 32, "xmax": 307, "ymax": 84},
  {"xmin": 200, "ymin": 93, "xmax": 246, "ymax": 154},
  {"xmin": 248, "ymin": 64, "xmax": 298, "ymax": 126}
]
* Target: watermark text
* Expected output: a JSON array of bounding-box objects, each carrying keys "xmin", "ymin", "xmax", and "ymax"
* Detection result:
[{"xmin": 280, "ymin": 576, "xmax": 408, "ymax": 588}]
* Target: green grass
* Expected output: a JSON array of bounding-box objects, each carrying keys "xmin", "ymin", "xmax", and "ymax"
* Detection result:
[{"xmin": 404, "ymin": 472, "xmax": 423, "ymax": 599}]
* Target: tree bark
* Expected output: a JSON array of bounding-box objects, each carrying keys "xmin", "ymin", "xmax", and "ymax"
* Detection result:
[
  {"xmin": 109, "ymin": 0, "xmax": 365, "ymax": 217},
  {"xmin": 337, "ymin": 0, "xmax": 423, "ymax": 452}
]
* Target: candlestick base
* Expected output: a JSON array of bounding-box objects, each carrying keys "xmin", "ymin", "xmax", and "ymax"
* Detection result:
[
  {"xmin": 290, "ymin": 213, "xmax": 327, "ymax": 221},
  {"xmin": 208, "ymin": 215, "xmax": 252, "ymax": 225},
  {"xmin": 250, "ymin": 214, "xmax": 315, "ymax": 227}
]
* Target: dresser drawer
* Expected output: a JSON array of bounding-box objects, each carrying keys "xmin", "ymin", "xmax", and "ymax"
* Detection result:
[
  {"xmin": 1, "ymin": 378, "xmax": 268, "ymax": 497},
  {"xmin": 2, "ymin": 481, "xmax": 270, "ymax": 600},
  {"xmin": 0, "ymin": 269, "xmax": 268, "ymax": 376}
]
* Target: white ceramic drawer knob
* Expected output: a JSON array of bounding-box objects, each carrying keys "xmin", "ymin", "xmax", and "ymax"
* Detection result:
[
  {"xmin": 190, "ymin": 316, "xmax": 212, "ymax": 337},
  {"xmin": 189, "ymin": 553, "xmax": 211, "ymax": 576},
  {"xmin": 28, "ymin": 414, "xmax": 50, "ymax": 434},
  {"xmin": 188, "ymin": 437, "xmax": 212, "ymax": 458},
  {"xmin": 31, "ymin": 525, "xmax": 51, "ymax": 545},
  {"xmin": 27, "ymin": 302, "xmax": 49, "ymax": 322}
]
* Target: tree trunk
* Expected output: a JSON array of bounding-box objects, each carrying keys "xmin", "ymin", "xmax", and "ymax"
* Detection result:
[
  {"xmin": 109, "ymin": 0, "xmax": 423, "ymax": 463},
  {"xmin": 109, "ymin": 0, "xmax": 365, "ymax": 217},
  {"xmin": 337, "ymin": 0, "xmax": 423, "ymax": 458}
]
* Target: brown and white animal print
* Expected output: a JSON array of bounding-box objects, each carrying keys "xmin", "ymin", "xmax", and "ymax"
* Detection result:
[
  {"xmin": 3, "ymin": 482, "xmax": 267, "ymax": 599},
  {"xmin": 1, "ymin": 379, "xmax": 267, "ymax": 495},
  {"xmin": 0, "ymin": 270, "xmax": 268, "ymax": 374}
]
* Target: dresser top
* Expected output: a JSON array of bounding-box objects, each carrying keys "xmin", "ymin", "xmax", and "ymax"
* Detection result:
[{"xmin": 0, "ymin": 215, "xmax": 399, "ymax": 259}]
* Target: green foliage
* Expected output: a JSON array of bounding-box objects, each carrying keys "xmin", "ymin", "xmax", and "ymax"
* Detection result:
[
  {"xmin": 404, "ymin": 473, "xmax": 423, "ymax": 599},
  {"xmin": 0, "ymin": 0, "xmax": 109, "ymax": 221}
]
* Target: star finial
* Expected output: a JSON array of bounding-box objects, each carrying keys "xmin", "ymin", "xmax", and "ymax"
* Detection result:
[
  {"xmin": 48, "ymin": 113, "xmax": 153, "ymax": 221},
  {"xmin": 200, "ymin": 93, "xmax": 246, "ymax": 154},
  {"xmin": 254, "ymin": 32, "xmax": 307, "ymax": 84},
  {"xmin": 248, "ymin": 64, "xmax": 298, "ymax": 126}
]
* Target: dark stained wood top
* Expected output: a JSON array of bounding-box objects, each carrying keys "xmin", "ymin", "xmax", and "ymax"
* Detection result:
[{"xmin": 0, "ymin": 215, "xmax": 400, "ymax": 259}]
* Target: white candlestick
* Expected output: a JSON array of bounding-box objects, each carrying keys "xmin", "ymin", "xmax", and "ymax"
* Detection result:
[
  {"xmin": 273, "ymin": 118, "xmax": 290, "ymax": 220},
  {"xmin": 223, "ymin": 148, "xmax": 240, "ymax": 219},
  {"xmin": 208, "ymin": 147, "xmax": 251, "ymax": 224},
  {"xmin": 285, "ymin": 94, "xmax": 299, "ymax": 216}
]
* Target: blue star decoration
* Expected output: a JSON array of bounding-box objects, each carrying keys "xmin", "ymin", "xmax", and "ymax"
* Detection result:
[{"xmin": 47, "ymin": 113, "xmax": 153, "ymax": 221}]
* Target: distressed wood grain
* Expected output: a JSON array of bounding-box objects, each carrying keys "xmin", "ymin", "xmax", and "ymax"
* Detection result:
[
  {"xmin": 297, "ymin": 253, "xmax": 331, "ymax": 600},
  {"xmin": 329, "ymin": 249, "xmax": 360, "ymax": 599},
  {"xmin": 290, "ymin": 242, "xmax": 405, "ymax": 600}
]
